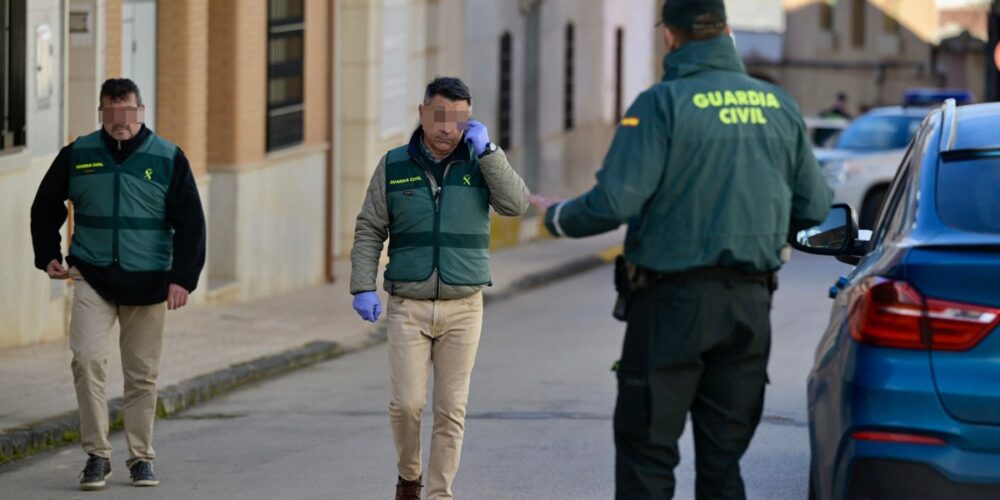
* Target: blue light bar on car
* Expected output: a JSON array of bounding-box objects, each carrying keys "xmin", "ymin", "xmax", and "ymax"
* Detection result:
[{"xmin": 904, "ymin": 88, "xmax": 973, "ymax": 106}]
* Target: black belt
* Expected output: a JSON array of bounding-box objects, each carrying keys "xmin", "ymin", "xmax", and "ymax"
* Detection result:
[
  {"xmin": 639, "ymin": 266, "xmax": 778, "ymax": 293},
  {"xmin": 641, "ymin": 266, "xmax": 774, "ymax": 286}
]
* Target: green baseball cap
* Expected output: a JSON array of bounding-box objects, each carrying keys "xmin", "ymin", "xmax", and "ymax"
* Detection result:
[{"xmin": 659, "ymin": 0, "xmax": 727, "ymax": 30}]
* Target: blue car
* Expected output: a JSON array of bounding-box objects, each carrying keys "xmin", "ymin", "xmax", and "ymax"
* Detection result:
[{"xmin": 793, "ymin": 100, "xmax": 1000, "ymax": 500}]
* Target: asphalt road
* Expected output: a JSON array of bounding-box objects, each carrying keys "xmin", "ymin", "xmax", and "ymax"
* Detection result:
[{"xmin": 0, "ymin": 252, "xmax": 852, "ymax": 499}]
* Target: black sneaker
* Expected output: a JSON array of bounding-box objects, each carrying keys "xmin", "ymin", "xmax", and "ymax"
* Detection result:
[
  {"xmin": 129, "ymin": 460, "xmax": 159, "ymax": 487},
  {"xmin": 79, "ymin": 454, "xmax": 111, "ymax": 491}
]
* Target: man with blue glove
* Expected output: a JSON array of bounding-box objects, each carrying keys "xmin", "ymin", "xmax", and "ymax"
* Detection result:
[{"xmin": 350, "ymin": 77, "xmax": 528, "ymax": 500}]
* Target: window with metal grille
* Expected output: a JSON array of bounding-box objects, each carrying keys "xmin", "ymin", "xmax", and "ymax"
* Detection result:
[
  {"xmin": 267, "ymin": 0, "xmax": 304, "ymax": 151},
  {"xmin": 564, "ymin": 23, "xmax": 574, "ymax": 131},
  {"xmin": 851, "ymin": 0, "xmax": 865, "ymax": 48},
  {"xmin": 819, "ymin": 1, "xmax": 834, "ymax": 31},
  {"xmin": 499, "ymin": 31, "xmax": 512, "ymax": 149},
  {"xmin": 1, "ymin": 0, "xmax": 26, "ymax": 153},
  {"xmin": 882, "ymin": 1, "xmax": 900, "ymax": 35},
  {"xmin": 614, "ymin": 28, "xmax": 623, "ymax": 124}
]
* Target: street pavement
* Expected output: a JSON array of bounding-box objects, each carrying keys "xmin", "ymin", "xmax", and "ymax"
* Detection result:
[
  {"xmin": 0, "ymin": 251, "xmax": 852, "ymax": 499},
  {"xmin": 0, "ymin": 229, "xmax": 624, "ymax": 436}
]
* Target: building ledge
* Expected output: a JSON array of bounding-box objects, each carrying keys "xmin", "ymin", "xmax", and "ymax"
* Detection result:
[
  {"xmin": 206, "ymin": 279, "xmax": 241, "ymax": 304},
  {"xmin": 208, "ymin": 143, "xmax": 330, "ymax": 174},
  {"xmin": 0, "ymin": 148, "xmax": 36, "ymax": 178}
]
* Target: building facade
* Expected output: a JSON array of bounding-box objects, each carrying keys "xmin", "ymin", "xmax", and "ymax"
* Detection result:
[
  {"xmin": 0, "ymin": 0, "xmax": 335, "ymax": 348},
  {"xmin": 333, "ymin": 0, "xmax": 657, "ymax": 254},
  {"xmin": 1, "ymin": 0, "xmax": 661, "ymax": 348},
  {"xmin": 0, "ymin": 0, "xmax": 70, "ymax": 348},
  {"xmin": 772, "ymin": 0, "xmax": 988, "ymax": 114}
]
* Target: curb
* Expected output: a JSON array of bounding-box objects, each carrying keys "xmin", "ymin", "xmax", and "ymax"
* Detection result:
[
  {"xmin": 0, "ymin": 331, "xmax": 386, "ymax": 465},
  {"xmin": 486, "ymin": 244, "xmax": 622, "ymax": 304},
  {"xmin": 0, "ymin": 243, "xmax": 620, "ymax": 466}
]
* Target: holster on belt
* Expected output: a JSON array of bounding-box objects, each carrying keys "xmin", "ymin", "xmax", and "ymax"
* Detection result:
[
  {"xmin": 612, "ymin": 257, "xmax": 778, "ymax": 321},
  {"xmin": 612, "ymin": 256, "xmax": 636, "ymax": 321}
]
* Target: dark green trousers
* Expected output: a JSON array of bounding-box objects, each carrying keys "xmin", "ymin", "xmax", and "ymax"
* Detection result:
[{"xmin": 614, "ymin": 277, "xmax": 772, "ymax": 500}]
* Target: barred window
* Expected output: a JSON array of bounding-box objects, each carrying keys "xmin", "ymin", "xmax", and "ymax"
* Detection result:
[
  {"xmin": 819, "ymin": 1, "xmax": 833, "ymax": 31},
  {"xmin": 882, "ymin": 1, "xmax": 900, "ymax": 35},
  {"xmin": 614, "ymin": 28, "xmax": 623, "ymax": 124},
  {"xmin": 267, "ymin": 0, "xmax": 305, "ymax": 151},
  {"xmin": 564, "ymin": 23, "xmax": 574, "ymax": 131},
  {"xmin": 851, "ymin": 0, "xmax": 866, "ymax": 48},
  {"xmin": 499, "ymin": 31, "xmax": 512, "ymax": 149},
  {"xmin": 0, "ymin": 0, "xmax": 27, "ymax": 153}
]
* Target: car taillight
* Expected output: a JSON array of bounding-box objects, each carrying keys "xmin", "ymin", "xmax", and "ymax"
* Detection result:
[
  {"xmin": 851, "ymin": 430, "xmax": 946, "ymax": 446},
  {"xmin": 926, "ymin": 297, "xmax": 1000, "ymax": 350},
  {"xmin": 848, "ymin": 277, "xmax": 1000, "ymax": 351},
  {"xmin": 849, "ymin": 278, "xmax": 925, "ymax": 349}
]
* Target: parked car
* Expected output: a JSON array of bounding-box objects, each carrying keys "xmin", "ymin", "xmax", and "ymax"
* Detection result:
[
  {"xmin": 805, "ymin": 115, "xmax": 850, "ymax": 147},
  {"xmin": 814, "ymin": 89, "xmax": 973, "ymax": 229},
  {"xmin": 794, "ymin": 99, "xmax": 1000, "ymax": 500}
]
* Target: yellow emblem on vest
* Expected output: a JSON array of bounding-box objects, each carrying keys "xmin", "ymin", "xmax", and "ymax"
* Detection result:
[
  {"xmin": 621, "ymin": 117, "xmax": 640, "ymax": 127},
  {"xmin": 389, "ymin": 176, "xmax": 423, "ymax": 186},
  {"xmin": 144, "ymin": 168, "xmax": 153, "ymax": 180},
  {"xmin": 463, "ymin": 175, "xmax": 472, "ymax": 186}
]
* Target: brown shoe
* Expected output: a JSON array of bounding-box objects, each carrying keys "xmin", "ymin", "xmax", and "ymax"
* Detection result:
[{"xmin": 395, "ymin": 475, "xmax": 422, "ymax": 500}]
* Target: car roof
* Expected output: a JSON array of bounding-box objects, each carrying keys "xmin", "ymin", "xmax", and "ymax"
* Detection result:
[
  {"xmin": 946, "ymin": 102, "xmax": 1000, "ymax": 151},
  {"xmin": 908, "ymin": 101, "xmax": 1000, "ymax": 246},
  {"xmin": 860, "ymin": 106, "xmax": 932, "ymax": 118}
]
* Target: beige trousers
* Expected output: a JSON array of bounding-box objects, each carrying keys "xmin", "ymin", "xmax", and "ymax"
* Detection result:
[
  {"xmin": 68, "ymin": 267, "xmax": 165, "ymax": 467},
  {"xmin": 387, "ymin": 291, "xmax": 484, "ymax": 500}
]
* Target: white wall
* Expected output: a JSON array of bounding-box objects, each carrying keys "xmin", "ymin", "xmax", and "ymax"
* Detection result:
[
  {"xmin": 460, "ymin": 0, "xmax": 655, "ymax": 197},
  {"xmin": 27, "ymin": 0, "xmax": 66, "ymax": 154},
  {"xmin": 68, "ymin": 0, "xmax": 105, "ymax": 140},
  {"xmin": 734, "ymin": 30, "xmax": 783, "ymax": 63},
  {"xmin": 0, "ymin": 0, "xmax": 70, "ymax": 348},
  {"xmin": 209, "ymin": 150, "xmax": 327, "ymax": 302},
  {"xmin": 603, "ymin": 0, "xmax": 656, "ymax": 125},
  {"xmin": 462, "ymin": 0, "xmax": 526, "ymax": 170}
]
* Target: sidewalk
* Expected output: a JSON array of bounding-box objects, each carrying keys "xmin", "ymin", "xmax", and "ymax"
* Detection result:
[{"xmin": 0, "ymin": 229, "xmax": 623, "ymax": 463}]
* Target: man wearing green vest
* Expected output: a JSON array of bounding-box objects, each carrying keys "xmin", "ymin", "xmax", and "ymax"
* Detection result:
[
  {"xmin": 30, "ymin": 78, "xmax": 206, "ymax": 491},
  {"xmin": 529, "ymin": 1, "xmax": 832, "ymax": 498},
  {"xmin": 350, "ymin": 77, "xmax": 528, "ymax": 500}
]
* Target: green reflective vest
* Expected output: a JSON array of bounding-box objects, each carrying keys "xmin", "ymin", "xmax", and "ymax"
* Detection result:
[
  {"xmin": 383, "ymin": 145, "xmax": 492, "ymax": 286},
  {"xmin": 68, "ymin": 130, "xmax": 177, "ymax": 271}
]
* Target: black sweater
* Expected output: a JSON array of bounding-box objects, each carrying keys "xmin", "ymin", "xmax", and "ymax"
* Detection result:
[{"xmin": 30, "ymin": 126, "xmax": 207, "ymax": 305}]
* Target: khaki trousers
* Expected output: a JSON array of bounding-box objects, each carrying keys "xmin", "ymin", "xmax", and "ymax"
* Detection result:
[
  {"xmin": 68, "ymin": 267, "xmax": 165, "ymax": 467},
  {"xmin": 387, "ymin": 291, "xmax": 483, "ymax": 500}
]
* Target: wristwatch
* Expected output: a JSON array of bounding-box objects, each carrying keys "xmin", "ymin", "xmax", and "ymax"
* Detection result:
[{"xmin": 479, "ymin": 142, "xmax": 498, "ymax": 158}]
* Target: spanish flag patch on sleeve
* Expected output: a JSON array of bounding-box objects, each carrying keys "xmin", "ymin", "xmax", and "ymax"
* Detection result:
[{"xmin": 620, "ymin": 117, "xmax": 640, "ymax": 127}]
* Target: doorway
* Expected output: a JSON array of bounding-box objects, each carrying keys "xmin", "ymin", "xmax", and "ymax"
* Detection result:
[{"xmin": 121, "ymin": 0, "xmax": 156, "ymax": 129}]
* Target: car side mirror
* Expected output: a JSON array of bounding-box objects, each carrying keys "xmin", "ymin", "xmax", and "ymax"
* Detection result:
[
  {"xmin": 835, "ymin": 229, "xmax": 872, "ymax": 265},
  {"xmin": 789, "ymin": 204, "xmax": 857, "ymax": 256}
]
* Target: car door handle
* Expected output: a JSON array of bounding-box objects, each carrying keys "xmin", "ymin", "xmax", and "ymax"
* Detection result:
[{"xmin": 829, "ymin": 276, "xmax": 850, "ymax": 299}]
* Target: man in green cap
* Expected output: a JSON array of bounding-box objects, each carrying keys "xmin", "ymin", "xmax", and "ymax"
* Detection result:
[{"xmin": 529, "ymin": 0, "xmax": 832, "ymax": 498}]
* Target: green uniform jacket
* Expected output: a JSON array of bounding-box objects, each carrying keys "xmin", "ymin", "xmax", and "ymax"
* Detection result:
[
  {"xmin": 350, "ymin": 129, "xmax": 529, "ymax": 300},
  {"xmin": 545, "ymin": 36, "xmax": 832, "ymax": 274}
]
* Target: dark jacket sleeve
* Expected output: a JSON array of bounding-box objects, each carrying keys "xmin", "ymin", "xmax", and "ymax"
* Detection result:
[
  {"xmin": 165, "ymin": 148, "xmax": 207, "ymax": 292},
  {"xmin": 30, "ymin": 144, "xmax": 72, "ymax": 270},
  {"xmin": 544, "ymin": 89, "xmax": 670, "ymax": 238}
]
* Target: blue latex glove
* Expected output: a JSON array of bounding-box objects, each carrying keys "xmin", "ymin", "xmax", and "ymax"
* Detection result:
[
  {"xmin": 352, "ymin": 292, "xmax": 382, "ymax": 323},
  {"xmin": 464, "ymin": 120, "xmax": 490, "ymax": 156}
]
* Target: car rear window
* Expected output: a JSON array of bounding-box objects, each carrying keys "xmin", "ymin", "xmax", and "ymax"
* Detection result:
[
  {"xmin": 835, "ymin": 115, "xmax": 923, "ymax": 151},
  {"xmin": 937, "ymin": 157, "xmax": 1000, "ymax": 234}
]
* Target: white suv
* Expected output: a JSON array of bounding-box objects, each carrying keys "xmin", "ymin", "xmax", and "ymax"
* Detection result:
[{"xmin": 814, "ymin": 106, "xmax": 929, "ymax": 228}]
